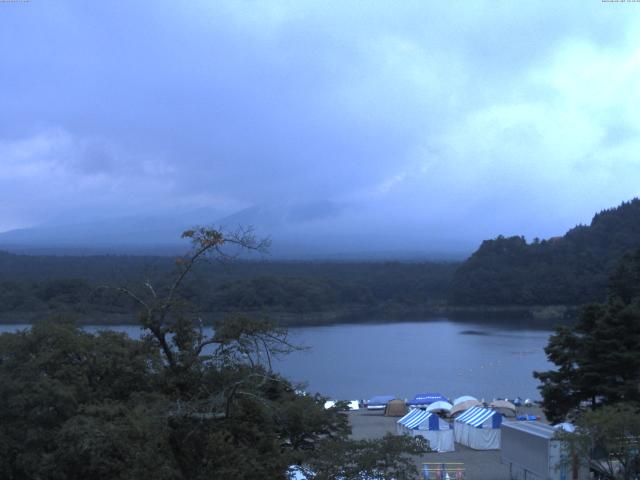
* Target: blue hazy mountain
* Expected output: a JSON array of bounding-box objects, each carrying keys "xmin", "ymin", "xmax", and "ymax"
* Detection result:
[
  {"xmin": 0, "ymin": 203, "xmax": 470, "ymax": 260},
  {"xmin": 0, "ymin": 208, "xmax": 226, "ymax": 255}
]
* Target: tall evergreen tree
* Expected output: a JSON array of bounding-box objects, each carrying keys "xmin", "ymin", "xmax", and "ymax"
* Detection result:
[{"xmin": 534, "ymin": 248, "xmax": 640, "ymax": 422}]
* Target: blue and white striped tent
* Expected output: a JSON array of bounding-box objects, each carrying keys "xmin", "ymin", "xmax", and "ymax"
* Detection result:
[
  {"xmin": 397, "ymin": 409, "xmax": 437, "ymax": 431},
  {"xmin": 456, "ymin": 406, "xmax": 502, "ymax": 428},
  {"xmin": 454, "ymin": 407, "xmax": 501, "ymax": 450},
  {"xmin": 396, "ymin": 410, "xmax": 454, "ymax": 452}
]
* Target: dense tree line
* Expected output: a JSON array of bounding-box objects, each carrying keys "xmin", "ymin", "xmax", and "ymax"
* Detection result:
[
  {"xmin": 534, "ymin": 248, "xmax": 640, "ymax": 478},
  {"xmin": 450, "ymin": 198, "xmax": 640, "ymax": 306},
  {"xmin": 4, "ymin": 198, "xmax": 640, "ymax": 315},
  {"xmin": 534, "ymin": 247, "xmax": 640, "ymax": 422},
  {"xmin": 0, "ymin": 254, "xmax": 456, "ymax": 322}
]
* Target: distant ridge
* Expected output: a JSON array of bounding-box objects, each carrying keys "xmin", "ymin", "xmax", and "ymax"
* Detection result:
[
  {"xmin": 450, "ymin": 198, "xmax": 640, "ymax": 306},
  {"xmin": 0, "ymin": 203, "xmax": 468, "ymax": 260},
  {"xmin": 0, "ymin": 208, "xmax": 227, "ymax": 255}
]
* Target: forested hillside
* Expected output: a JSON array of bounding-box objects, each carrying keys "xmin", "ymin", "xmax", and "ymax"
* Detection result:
[
  {"xmin": 450, "ymin": 199, "xmax": 640, "ymax": 305},
  {"xmin": 5, "ymin": 198, "xmax": 638, "ymax": 318},
  {"xmin": 0, "ymin": 252, "xmax": 457, "ymax": 324}
]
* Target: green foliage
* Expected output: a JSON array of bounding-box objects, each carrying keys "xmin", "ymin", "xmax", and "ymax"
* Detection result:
[
  {"xmin": 450, "ymin": 198, "xmax": 640, "ymax": 306},
  {"xmin": 0, "ymin": 258, "xmax": 456, "ymax": 323},
  {"xmin": 0, "ymin": 321, "xmax": 171, "ymax": 479},
  {"xmin": 534, "ymin": 248, "xmax": 640, "ymax": 422},
  {"xmin": 302, "ymin": 434, "xmax": 428, "ymax": 480},
  {"xmin": 0, "ymin": 228, "xmax": 427, "ymax": 479},
  {"xmin": 0, "ymin": 318, "xmax": 354, "ymax": 479},
  {"xmin": 610, "ymin": 249, "xmax": 640, "ymax": 304},
  {"xmin": 567, "ymin": 404, "xmax": 640, "ymax": 480}
]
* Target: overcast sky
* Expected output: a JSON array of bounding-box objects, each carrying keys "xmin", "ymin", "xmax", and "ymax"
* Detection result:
[{"xmin": 1, "ymin": 1, "xmax": 639, "ymax": 253}]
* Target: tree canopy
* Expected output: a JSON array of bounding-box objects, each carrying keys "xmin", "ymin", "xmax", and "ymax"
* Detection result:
[
  {"xmin": 534, "ymin": 248, "xmax": 640, "ymax": 423},
  {"xmin": 0, "ymin": 250, "xmax": 456, "ymax": 326},
  {"xmin": 568, "ymin": 403, "xmax": 640, "ymax": 480},
  {"xmin": 0, "ymin": 227, "xmax": 428, "ymax": 479},
  {"xmin": 450, "ymin": 198, "xmax": 640, "ymax": 306}
]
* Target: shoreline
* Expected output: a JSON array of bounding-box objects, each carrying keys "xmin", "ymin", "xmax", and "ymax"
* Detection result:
[{"xmin": 0, "ymin": 304, "xmax": 580, "ymax": 328}]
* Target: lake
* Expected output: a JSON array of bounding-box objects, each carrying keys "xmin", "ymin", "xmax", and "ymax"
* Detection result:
[{"xmin": 0, "ymin": 319, "xmax": 553, "ymax": 402}]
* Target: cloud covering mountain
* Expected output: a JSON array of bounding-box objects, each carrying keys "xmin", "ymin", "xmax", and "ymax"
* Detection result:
[{"xmin": 1, "ymin": 1, "xmax": 639, "ymax": 256}]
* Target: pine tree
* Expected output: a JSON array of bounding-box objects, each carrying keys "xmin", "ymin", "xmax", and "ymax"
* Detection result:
[{"xmin": 534, "ymin": 248, "xmax": 640, "ymax": 422}]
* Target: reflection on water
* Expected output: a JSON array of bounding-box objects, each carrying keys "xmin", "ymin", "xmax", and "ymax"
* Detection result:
[{"xmin": 0, "ymin": 318, "xmax": 553, "ymax": 402}]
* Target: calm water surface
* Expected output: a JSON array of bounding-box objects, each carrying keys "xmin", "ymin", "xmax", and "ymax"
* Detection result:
[
  {"xmin": 277, "ymin": 320, "xmax": 553, "ymax": 402},
  {"xmin": 0, "ymin": 319, "xmax": 553, "ymax": 402}
]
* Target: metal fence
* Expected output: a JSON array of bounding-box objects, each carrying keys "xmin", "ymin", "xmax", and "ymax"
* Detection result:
[{"xmin": 422, "ymin": 462, "xmax": 465, "ymax": 479}]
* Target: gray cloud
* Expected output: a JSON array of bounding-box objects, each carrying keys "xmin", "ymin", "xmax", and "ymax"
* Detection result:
[{"xmin": 0, "ymin": 1, "xmax": 639, "ymax": 252}]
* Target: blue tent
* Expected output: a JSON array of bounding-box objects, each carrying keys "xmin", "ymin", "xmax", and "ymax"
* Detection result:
[
  {"xmin": 454, "ymin": 406, "xmax": 502, "ymax": 449},
  {"xmin": 456, "ymin": 406, "xmax": 502, "ymax": 429},
  {"xmin": 397, "ymin": 409, "xmax": 441, "ymax": 430},
  {"xmin": 396, "ymin": 409, "xmax": 454, "ymax": 452},
  {"xmin": 406, "ymin": 393, "xmax": 449, "ymax": 407},
  {"xmin": 366, "ymin": 395, "xmax": 395, "ymax": 410}
]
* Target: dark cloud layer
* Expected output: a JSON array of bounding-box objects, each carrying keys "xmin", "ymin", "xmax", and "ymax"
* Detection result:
[{"xmin": 0, "ymin": 1, "xmax": 639, "ymax": 254}]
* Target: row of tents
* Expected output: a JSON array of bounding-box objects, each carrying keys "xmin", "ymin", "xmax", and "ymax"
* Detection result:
[
  {"xmin": 368, "ymin": 393, "xmax": 519, "ymax": 418},
  {"xmin": 366, "ymin": 393, "xmax": 453, "ymax": 411},
  {"xmin": 396, "ymin": 406, "xmax": 502, "ymax": 452},
  {"xmin": 365, "ymin": 393, "xmax": 524, "ymax": 452},
  {"xmin": 291, "ymin": 419, "xmax": 582, "ymax": 480}
]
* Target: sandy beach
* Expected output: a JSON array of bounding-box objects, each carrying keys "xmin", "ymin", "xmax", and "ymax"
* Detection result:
[{"xmin": 348, "ymin": 406, "xmax": 547, "ymax": 480}]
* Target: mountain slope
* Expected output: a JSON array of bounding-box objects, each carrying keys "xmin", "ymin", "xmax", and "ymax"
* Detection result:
[
  {"xmin": 0, "ymin": 208, "xmax": 228, "ymax": 255},
  {"xmin": 450, "ymin": 198, "xmax": 640, "ymax": 305},
  {"xmin": 0, "ymin": 202, "xmax": 466, "ymax": 260}
]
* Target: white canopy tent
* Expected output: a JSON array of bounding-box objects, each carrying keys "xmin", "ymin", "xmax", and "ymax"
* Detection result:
[
  {"xmin": 450, "ymin": 399, "xmax": 482, "ymax": 417},
  {"xmin": 553, "ymin": 422, "xmax": 575, "ymax": 433},
  {"xmin": 452, "ymin": 395, "xmax": 478, "ymax": 405},
  {"xmin": 454, "ymin": 406, "xmax": 502, "ymax": 450},
  {"xmin": 324, "ymin": 400, "xmax": 360, "ymax": 410},
  {"xmin": 426, "ymin": 400, "xmax": 453, "ymax": 415},
  {"xmin": 323, "ymin": 400, "xmax": 336, "ymax": 409},
  {"xmin": 396, "ymin": 410, "xmax": 454, "ymax": 453},
  {"xmin": 489, "ymin": 399, "xmax": 516, "ymax": 417}
]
